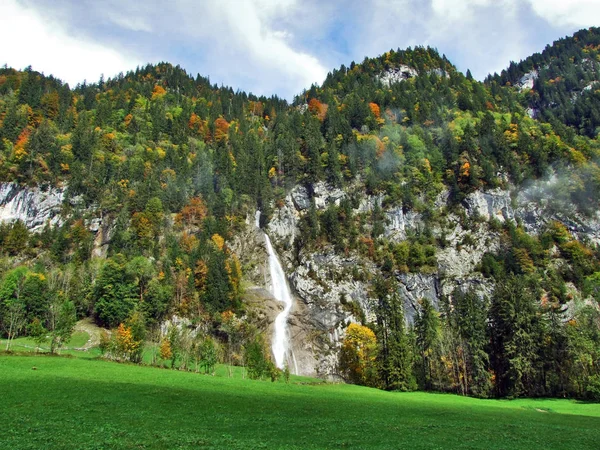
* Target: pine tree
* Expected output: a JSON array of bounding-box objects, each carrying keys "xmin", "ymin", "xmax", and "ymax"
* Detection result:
[
  {"xmin": 449, "ymin": 288, "xmax": 492, "ymax": 397},
  {"xmin": 489, "ymin": 276, "xmax": 543, "ymax": 397},
  {"xmin": 373, "ymin": 276, "xmax": 415, "ymax": 391},
  {"xmin": 415, "ymin": 297, "xmax": 440, "ymax": 390}
]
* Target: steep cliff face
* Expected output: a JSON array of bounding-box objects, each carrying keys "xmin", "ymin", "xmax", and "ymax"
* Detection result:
[
  {"xmin": 0, "ymin": 182, "xmax": 113, "ymax": 257},
  {"xmin": 249, "ymin": 176, "xmax": 600, "ymax": 378},
  {"xmin": 2, "ymin": 180, "xmax": 595, "ymax": 379},
  {"xmin": 0, "ymin": 182, "xmax": 65, "ymax": 231}
]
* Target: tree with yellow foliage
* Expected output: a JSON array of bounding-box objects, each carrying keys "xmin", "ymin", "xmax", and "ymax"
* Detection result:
[
  {"xmin": 339, "ymin": 323, "xmax": 378, "ymax": 386},
  {"xmin": 159, "ymin": 338, "xmax": 172, "ymax": 362},
  {"xmin": 115, "ymin": 323, "xmax": 139, "ymax": 360}
]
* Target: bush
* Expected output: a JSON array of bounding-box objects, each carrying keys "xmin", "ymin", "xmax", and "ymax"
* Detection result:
[
  {"xmin": 245, "ymin": 337, "xmax": 270, "ymax": 380},
  {"xmin": 586, "ymin": 375, "xmax": 600, "ymax": 402}
]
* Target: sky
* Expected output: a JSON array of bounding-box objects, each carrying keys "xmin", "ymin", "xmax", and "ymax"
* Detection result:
[{"xmin": 1, "ymin": 0, "xmax": 600, "ymax": 100}]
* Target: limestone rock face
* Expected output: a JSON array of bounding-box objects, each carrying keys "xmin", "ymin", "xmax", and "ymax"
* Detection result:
[
  {"xmin": 312, "ymin": 181, "xmax": 346, "ymax": 210},
  {"xmin": 463, "ymin": 189, "xmax": 514, "ymax": 223},
  {"xmin": 288, "ymin": 248, "xmax": 377, "ymax": 378},
  {"xmin": 517, "ymin": 70, "xmax": 538, "ymax": 90},
  {"xmin": 397, "ymin": 273, "xmax": 439, "ymax": 323},
  {"xmin": 291, "ymin": 185, "xmax": 311, "ymax": 211},
  {"xmin": 0, "ymin": 182, "xmax": 116, "ymax": 257},
  {"xmin": 0, "ymin": 182, "xmax": 65, "ymax": 231},
  {"xmin": 234, "ymin": 177, "xmax": 600, "ymax": 379},
  {"xmin": 268, "ymin": 188, "xmax": 300, "ymax": 248},
  {"xmin": 385, "ymin": 207, "xmax": 421, "ymax": 242},
  {"xmin": 378, "ymin": 66, "xmax": 418, "ymax": 85}
]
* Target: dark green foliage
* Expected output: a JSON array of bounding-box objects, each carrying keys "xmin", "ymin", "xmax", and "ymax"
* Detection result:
[
  {"xmin": 198, "ymin": 336, "xmax": 219, "ymax": 375},
  {"xmin": 245, "ymin": 336, "xmax": 271, "ymax": 380},
  {"xmin": 48, "ymin": 298, "xmax": 77, "ymax": 354},
  {"xmin": 372, "ymin": 276, "xmax": 416, "ymax": 391},
  {"xmin": 2, "ymin": 221, "xmax": 29, "ymax": 256},
  {"xmin": 143, "ymin": 278, "xmax": 173, "ymax": 325},
  {"xmin": 21, "ymin": 273, "xmax": 50, "ymax": 323},
  {"xmin": 491, "ymin": 28, "xmax": 600, "ymax": 138},
  {"xmin": 203, "ymin": 248, "xmax": 238, "ymax": 313},
  {"xmin": 448, "ymin": 288, "xmax": 492, "ymax": 398},
  {"xmin": 489, "ymin": 276, "xmax": 544, "ymax": 397},
  {"xmin": 0, "ymin": 30, "xmax": 600, "ymax": 403},
  {"xmin": 414, "ymin": 297, "xmax": 440, "ymax": 390},
  {"xmin": 93, "ymin": 257, "xmax": 138, "ymax": 328}
]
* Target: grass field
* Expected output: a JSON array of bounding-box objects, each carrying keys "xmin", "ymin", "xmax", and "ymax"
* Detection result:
[
  {"xmin": 1, "ymin": 356, "xmax": 599, "ymax": 449},
  {"xmin": 1, "ymin": 332, "xmax": 102, "ymax": 359}
]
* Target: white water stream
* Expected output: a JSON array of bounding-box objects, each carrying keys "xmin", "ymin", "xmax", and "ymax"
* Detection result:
[{"xmin": 255, "ymin": 211, "xmax": 296, "ymax": 372}]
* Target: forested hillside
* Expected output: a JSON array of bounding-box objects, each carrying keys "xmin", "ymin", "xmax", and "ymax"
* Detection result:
[
  {"xmin": 492, "ymin": 27, "xmax": 600, "ymax": 138},
  {"xmin": 1, "ymin": 28, "xmax": 600, "ymax": 400}
]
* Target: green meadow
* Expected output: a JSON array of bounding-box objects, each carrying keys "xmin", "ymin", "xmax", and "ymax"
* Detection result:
[{"xmin": 0, "ymin": 355, "xmax": 599, "ymax": 449}]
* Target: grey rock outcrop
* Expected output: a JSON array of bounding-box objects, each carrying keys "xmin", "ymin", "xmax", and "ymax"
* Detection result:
[
  {"xmin": 289, "ymin": 248, "xmax": 377, "ymax": 377},
  {"xmin": 268, "ymin": 192, "xmax": 299, "ymax": 249},
  {"xmin": 463, "ymin": 188, "xmax": 514, "ymax": 222},
  {"xmin": 237, "ymin": 174, "xmax": 600, "ymax": 379},
  {"xmin": 378, "ymin": 66, "xmax": 418, "ymax": 85},
  {"xmin": 517, "ymin": 70, "xmax": 538, "ymax": 91},
  {"xmin": 397, "ymin": 273, "xmax": 439, "ymax": 322},
  {"xmin": 312, "ymin": 182, "xmax": 346, "ymax": 209},
  {"xmin": 0, "ymin": 182, "xmax": 65, "ymax": 231},
  {"xmin": 385, "ymin": 207, "xmax": 421, "ymax": 241}
]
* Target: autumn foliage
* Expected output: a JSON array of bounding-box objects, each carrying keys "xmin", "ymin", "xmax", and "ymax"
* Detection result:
[
  {"xmin": 339, "ymin": 323, "xmax": 378, "ymax": 386},
  {"xmin": 213, "ymin": 117, "xmax": 230, "ymax": 142},
  {"xmin": 159, "ymin": 338, "xmax": 172, "ymax": 361},
  {"xmin": 151, "ymin": 85, "xmax": 167, "ymax": 100},
  {"xmin": 177, "ymin": 196, "xmax": 208, "ymax": 230},
  {"xmin": 308, "ymin": 98, "xmax": 328, "ymax": 122},
  {"xmin": 368, "ymin": 102, "xmax": 381, "ymax": 119},
  {"xmin": 13, "ymin": 129, "xmax": 30, "ymax": 161},
  {"xmin": 115, "ymin": 323, "xmax": 141, "ymax": 360}
]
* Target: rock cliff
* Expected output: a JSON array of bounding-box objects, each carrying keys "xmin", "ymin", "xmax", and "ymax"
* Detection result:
[
  {"xmin": 2, "ymin": 179, "xmax": 596, "ymax": 379},
  {"xmin": 0, "ymin": 182, "xmax": 65, "ymax": 231},
  {"xmin": 252, "ymin": 176, "xmax": 600, "ymax": 377}
]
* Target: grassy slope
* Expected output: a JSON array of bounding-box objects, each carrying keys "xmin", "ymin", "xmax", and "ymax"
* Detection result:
[
  {"xmin": 1, "ymin": 333, "xmax": 102, "ymax": 359},
  {"xmin": 0, "ymin": 356, "xmax": 599, "ymax": 449}
]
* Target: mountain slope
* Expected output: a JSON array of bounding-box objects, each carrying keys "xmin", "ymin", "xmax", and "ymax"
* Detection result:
[
  {"xmin": 490, "ymin": 27, "xmax": 600, "ymax": 137},
  {"xmin": 0, "ymin": 30, "xmax": 599, "ymax": 399}
]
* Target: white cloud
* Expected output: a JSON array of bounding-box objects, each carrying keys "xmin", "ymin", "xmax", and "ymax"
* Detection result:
[
  {"xmin": 0, "ymin": 0, "xmax": 142, "ymax": 85},
  {"xmin": 348, "ymin": 0, "xmax": 523, "ymax": 80},
  {"xmin": 4, "ymin": 0, "xmax": 599, "ymax": 99},
  {"xmin": 163, "ymin": 0, "xmax": 327, "ymax": 96},
  {"xmin": 431, "ymin": 0, "xmax": 494, "ymax": 21},
  {"xmin": 526, "ymin": 0, "xmax": 600, "ymax": 28},
  {"xmin": 104, "ymin": 12, "xmax": 152, "ymax": 32},
  {"xmin": 215, "ymin": 0, "xmax": 327, "ymax": 93}
]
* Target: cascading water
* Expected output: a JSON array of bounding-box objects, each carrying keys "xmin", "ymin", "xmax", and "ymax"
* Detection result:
[{"xmin": 255, "ymin": 211, "xmax": 296, "ymax": 372}]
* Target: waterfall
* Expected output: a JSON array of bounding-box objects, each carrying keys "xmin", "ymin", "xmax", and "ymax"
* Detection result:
[{"xmin": 255, "ymin": 211, "xmax": 295, "ymax": 372}]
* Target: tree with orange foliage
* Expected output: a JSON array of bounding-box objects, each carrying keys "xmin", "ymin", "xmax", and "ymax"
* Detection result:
[
  {"xmin": 368, "ymin": 102, "xmax": 381, "ymax": 119},
  {"xmin": 13, "ymin": 129, "xmax": 30, "ymax": 162},
  {"xmin": 213, "ymin": 117, "xmax": 230, "ymax": 142},
  {"xmin": 459, "ymin": 160, "xmax": 471, "ymax": 180},
  {"xmin": 177, "ymin": 196, "xmax": 208, "ymax": 231},
  {"xmin": 308, "ymin": 98, "xmax": 328, "ymax": 122},
  {"xmin": 151, "ymin": 85, "xmax": 166, "ymax": 100},
  {"xmin": 115, "ymin": 323, "xmax": 141, "ymax": 361}
]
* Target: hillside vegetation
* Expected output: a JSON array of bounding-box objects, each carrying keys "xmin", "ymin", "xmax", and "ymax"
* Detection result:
[{"xmin": 0, "ymin": 28, "xmax": 600, "ymax": 399}]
